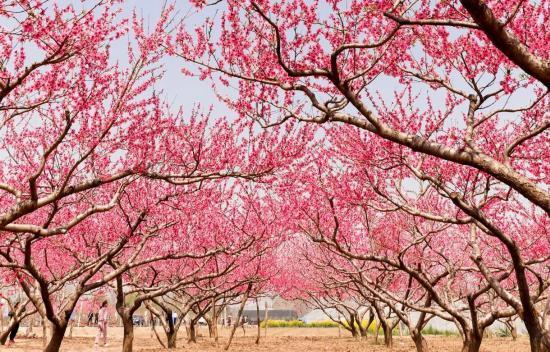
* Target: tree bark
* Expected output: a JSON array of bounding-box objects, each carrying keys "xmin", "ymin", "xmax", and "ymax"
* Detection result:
[
  {"xmin": 505, "ymin": 320, "xmax": 518, "ymax": 341},
  {"xmin": 255, "ymin": 298, "xmax": 260, "ymax": 344},
  {"xmin": 363, "ymin": 309, "xmax": 375, "ymax": 339},
  {"xmin": 207, "ymin": 318, "xmax": 215, "ymax": 338},
  {"xmin": 121, "ymin": 313, "xmax": 134, "ymax": 352},
  {"xmin": 383, "ymin": 324, "xmax": 393, "ymax": 348},
  {"xmin": 27, "ymin": 317, "xmax": 35, "ymax": 337},
  {"xmin": 263, "ymin": 302, "xmax": 268, "ymax": 338},
  {"xmin": 165, "ymin": 310, "xmax": 177, "ymax": 348},
  {"xmin": 411, "ymin": 330, "xmax": 429, "ymax": 352},
  {"xmin": 211, "ymin": 297, "xmax": 219, "ymax": 342},
  {"xmin": 224, "ymin": 285, "xmax": 251, "ymax": 351},
  {"xmin": 188, "ymin": 321, "xmax": 197, "ymax": 343},
  {"xmin": 378, "ymin": 319, "xmax": 393, "ymax": 348},
  {"xmin": 44, "ymin": 323, "xmax": 69, "ymax": 352},
  {"xmin": 0, "ymin": 320, "xmax": 16, "ymax": 344},
  {"xmin": 459, "ymin": 0, "xmax": 550, "ymax": 87},
  {"xmin": 68, "ymin": 318, "xmax": 74, "ymax": 338},
  {"xmin": 461, "ymin": 330, "xmax": 483, "ymax": 352},
  {"xmin": 347, "ymin": 315, "xmax": 358, "ymax": 338},
  {"xmin": 166, "ymin": 330, "xmax": 177, "ymax": 348}
]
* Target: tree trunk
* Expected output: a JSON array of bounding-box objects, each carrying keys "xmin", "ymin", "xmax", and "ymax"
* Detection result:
[
  {"xmin": 163, "ymin": 309, "xmax": 177, "ymax": 349},
  {"xmin": 207, "ymin": 319, "xmax": 214, "ymax": 338},
  {"xmin": 541, "ymin": 298, "xmax": 550, "ymax": 351},
  {"xmin": 188, "ymin": 322, "xmax": 197, "ymax": 343},
  {"xmin": 213, "ymin": 314, "xmax": 219, "ymax": 343},
  {"xmin": 263, "ymin": 302, "xmax": 268, "ymax": 338},
  {"xmin": 361, "ymin": 311, "xmax": 374, "ymax": 339},
  {"xmin": 255, "ymin": 298, "xmax": 260, "ymax": 344},
  {"xmin": 0, "ymin": 320, "xmax": 16, "ymax": 344},
  {"xmin": 27, "ymin": 317, "xmax": 35, "ymax": 337},
  {"xmin": 411, "ymin": 330, "xmax": 429, "ymax": 352},
  {"xmin": 211, "ymin": 297, "xmax": 219, "ymax": 342},
  {"xmin": 505, "ymin": 320, "xmax": 518, "ymax": 341},
  {"xmin": 44, "ymin": 323, "xmax": 69, "ymax": 352},
  {"xmin": 69, "ymin": 319, "xmax": 74, "ymax": 338},
  {"xmin": 511, "ymin": 325, "xmax": 518, "ymax": 341},
  {"xmin": 42, "ymin": 318, "xmax": 51, "ymax": 349},
  {"xmin": 348, "ymin": 315, "xmax": 358, "ymax": 338},
  {"xmin": 122, "ymin": 314, "xmax": 135, "ymax": 352},
  {"xmin": 461, "ymin": 330, "xmax": 483, "ymax": 352},
  {"xmin": 522, "ymin": 324, "xmax": 550, "ymax": 352},
  {"xmin": 166, "ymin": 330, "xmax": 177, "ymax": 348},
  {"xmin": 380, "ymin": 320, "xmax": 393, "ymax": 348},
  {"xmin": 224, "ymin": 285, "xmax": 251, "ymax": 351}
]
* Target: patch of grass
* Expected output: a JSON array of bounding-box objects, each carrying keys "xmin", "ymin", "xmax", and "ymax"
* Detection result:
[
  {"xmin": 422, "ymin": 325, "xmax": 459, "ymax": 336},
  {"xmin": 342, "ymin": 320, "xmax": 378, "ymax": 333},
  {"xmin": 261, "ymin": 319, "xmax": 380, "ymax": 330},
  {"xmin": 308, "ymin": 321, "xmax": 339, "ymax": 328},
  {"xmin": 496, "ymin": 327, "xmax": 512, "ymax": 337},
  {"xmin": 260, "ymin": 320, "xmax": 339, "ymax": 328}
]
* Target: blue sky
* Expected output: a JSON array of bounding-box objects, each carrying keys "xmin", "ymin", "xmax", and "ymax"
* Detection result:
[{"xmin": 48, "ymin": 0, "xmax": 535, "ymax": 129}]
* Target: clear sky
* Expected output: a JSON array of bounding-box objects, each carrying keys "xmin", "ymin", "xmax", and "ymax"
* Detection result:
[
  {"xmin": 109, "ymin": 0, "xmax": 233, "ymax": 120},
  {"xmin": 59, "ymin": 0, "xmax": 534, "ymax": 128}
]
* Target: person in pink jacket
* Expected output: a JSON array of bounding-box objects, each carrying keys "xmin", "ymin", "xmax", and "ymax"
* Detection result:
[{"xmin": 94, "ymin": 300, "xmax": 109, "ymax": 348}]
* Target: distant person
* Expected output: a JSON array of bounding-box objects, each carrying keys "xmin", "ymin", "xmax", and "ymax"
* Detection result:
[
  {"xmin": 227, "ymin": 316, "xmax": 232, "ymax": 327},
  {"xmin": 240, "ymin": 315, "xmax": 247, "ymax": 335},
  {"xmin": 94, "ymin": 311, "xmax": 99, "ymax": 325},
  {"xmin": 87, "ymin": 311, "xmax": 94, "ymax": 326},
  {"xmin": 94, "ymin": 300, "xmax": 109, "ymax": 348},
  {"xmin": 6, "ymin": 302, "xmax": 22, "ymax": 347}
]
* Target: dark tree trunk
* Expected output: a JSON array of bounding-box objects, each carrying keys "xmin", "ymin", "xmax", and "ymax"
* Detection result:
[
  {"xmin": 380, "ymin": 320, "xmax": 393, "ymax": 348},
  {"xmin": 364, "ymin": 309, "xmax": 375, "ymax": 339},
  {"xmin": 411, "ymin": 330, "xmax": 429, "ymax": 352},
  {"xmin": 166, "ymin": 330, "xmax": 177, "ymax": 348},
  {"xmin": 165, "ymin": 310, "xmax": 177, "ymax": 348},
  {"xmin": 0, "ymin": 319, "xmax": 18, "ymax": 345},
  {"xmin": 263, "ymin": 302, "xmax": 268, "ymax": 339},
  {"xmin": 255, "ymin": 298, "xmax": 260, "ymax": 344},
  {"xmin": 44, "ymin": 323, "xmax": 69, "ymax": 352},
  {"xmin": 121, "ymin": 313, "xmax": 134, "ymax": 352},
  {"xmin": 349, "ymin": 315, "xmax": 358, "ymax": 338},
  {"xmin": 188, "ymin": 322, "xmax": 197, "ymax": 343},
  {"xmin": 461, "ymin": 330, "xmax": 483, "ymax": 352}
]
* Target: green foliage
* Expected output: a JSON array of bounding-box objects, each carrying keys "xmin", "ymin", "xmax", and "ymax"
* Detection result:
[
  {"xmin": 260, "ymin": 320, "xmax": 304, "ymax": 328},
  {"xmin": 422, "ymin": 325, "xmax": 459, "ymax": 336},
  {"xmin": 342, "ymin": 320, "xmax": 377, "ymax": 333},
  {"xmin": 260, "ymin": 320, "xmax": 338, "ymax": 328},
  {"xmin": 308, "ymin": 321, "xmax": 340, "ymax": 328},
  {"xmin": 496, "ymin": 327, "xmax": 512, "ymax": 337},
  {"xmin": 260, "ymin": 319, "xmax": 378, "ymax": 330}
]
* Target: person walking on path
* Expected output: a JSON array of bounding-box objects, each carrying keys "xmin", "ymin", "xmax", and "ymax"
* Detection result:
[{"xmin": 94, "ymin": 300, "xmax": 109, "ymax": 349}]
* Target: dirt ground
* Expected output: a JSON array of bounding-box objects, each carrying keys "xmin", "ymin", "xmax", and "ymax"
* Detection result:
[{"xmin": 3, "ymin": 326, "xmax": 530, "ymax": 352}]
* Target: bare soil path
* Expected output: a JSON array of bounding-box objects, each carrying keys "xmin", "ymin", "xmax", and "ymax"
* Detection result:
[{"xmin": 2, "ymin": 326, "xmax": 529, "ymax": 352}]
